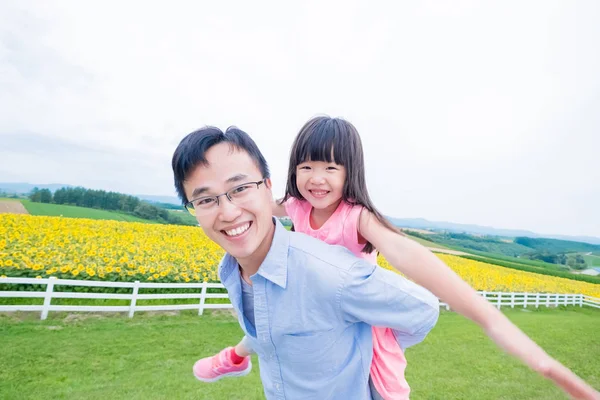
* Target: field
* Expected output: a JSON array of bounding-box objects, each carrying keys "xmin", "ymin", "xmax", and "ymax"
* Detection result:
[
  {"xmin": 458, "ymin": 255, "xmax": 600, "ymax": 285},
  {"xmin": 404, "ymin": 232, "xmax": 450, "ymax": 249},
  {"xmin": 0, "ymin": 198, "xmax": 29, "ymax": 214},
  {"xmin": 2, "ymin": 214, "xmax": 600, "ymax": 298},
  {"xmin": 581, "ymin": 253, "xmax": 600, "ymax": 267},
  {"xmin": 1, "ymin": 213, "xmax": 599, "ymax": 399},
  {"xmin": 168, "ymin": 209, "xmax": 199, "ymax": 225},
  {"xmin": 0, "ymin": 308, "xmax": 598, "ymax": 399},
  {"xmin": 18, "ymin": 200, "xmax": 152, "ymax": 223}
]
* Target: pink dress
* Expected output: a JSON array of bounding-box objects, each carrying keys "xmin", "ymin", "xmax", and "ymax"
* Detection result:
[{"xmin": 284, "ymin": 198, "xmax": 410, "ymax": 400}]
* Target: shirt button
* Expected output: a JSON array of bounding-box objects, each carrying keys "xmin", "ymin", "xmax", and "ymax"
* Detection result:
[{"xmin": 275, "ymin": 384, "xmax": 281, "ymax": 391}]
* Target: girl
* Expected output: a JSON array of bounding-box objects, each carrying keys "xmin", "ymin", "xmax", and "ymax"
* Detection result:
[{"xmin": 194, "ymin": 116, "xmax": 599, "ymax": 400}]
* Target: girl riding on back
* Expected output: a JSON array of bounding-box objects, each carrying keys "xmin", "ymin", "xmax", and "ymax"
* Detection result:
[{"xmin": 194, "ymin": 116, "xmax": 599, "ymax": 400}]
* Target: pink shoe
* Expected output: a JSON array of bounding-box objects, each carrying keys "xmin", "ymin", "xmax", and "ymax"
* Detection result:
[{"xmin": 193, "ymin": 347, "xmax": 252, "ymax": 383}]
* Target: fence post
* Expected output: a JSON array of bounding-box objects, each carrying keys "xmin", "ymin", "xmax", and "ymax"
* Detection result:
[
  {"xmin": 510, "ymin": 293, "xmax": 515, "ymax": 308},
  {"xmin": 41, "ymin": 277, "xmax": 56, "ymax": 320},
  {"xmin": 129, "ymin": 281, "xmax": 140, "ymax": 318},
  {"xmin": 198, "ymin": 281, "xmax": 208, "ymax": 316},
  {"xmin": 579, "ymin": 294, "xmax": 583, "ymax": 307},
  {"xmin": 546, "ymin": 293, "xmax": 550, "ymax": 308},
  {"xmin": 524, "ymin": 293, "xmax": 528, "ymax": 308},
  {"xmin": 497, "ymin": 292, "xmax": 502, "ymax": 309},
  {"xmin": 535, "ymin": 293, "xmax": 540, "ymax": 308}
]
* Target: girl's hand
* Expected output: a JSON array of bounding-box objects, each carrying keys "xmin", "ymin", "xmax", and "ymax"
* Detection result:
[
  {"xmin": 542, "ymin": 361, "xmax": 600, "ymax": 400},
  {"xmin": 359, "ymin": 209, "xmax": 599, "ymax": 399},
  {"xmin": 485, "ymin": 318, "xmax": 600, "ymax": 400}
]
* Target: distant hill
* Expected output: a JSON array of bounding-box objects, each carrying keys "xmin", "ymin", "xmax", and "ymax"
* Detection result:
[
  {"xmin": 387, "ymin": 217, "xmax": 600, "ymax": 245},
  {"xmin": 0, "ymin": 182, "xmax": 73, "ymax": 193},
  {"xmin": 514, "ymin": 237, "xmax": 600, "ymax": 254}
]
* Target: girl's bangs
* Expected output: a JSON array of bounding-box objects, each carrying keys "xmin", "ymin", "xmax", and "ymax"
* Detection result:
[{"xmin": 295, "ymin": 129, "xmax": 345, "ymax": 166}]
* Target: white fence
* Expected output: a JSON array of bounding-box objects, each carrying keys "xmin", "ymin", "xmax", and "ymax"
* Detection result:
[{"xmin": 1, "ymin": 277, "xmax": 599, "ymax": 320}]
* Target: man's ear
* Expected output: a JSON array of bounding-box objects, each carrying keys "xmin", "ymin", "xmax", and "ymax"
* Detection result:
[{"xmin": 264, "ymin": 178, "xmax": 273, "ymax": 189}]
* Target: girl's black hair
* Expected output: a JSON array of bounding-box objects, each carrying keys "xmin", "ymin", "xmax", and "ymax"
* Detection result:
[{"xmin": 282, "ymin": 115, "xmax": 403, "ymax": 253}]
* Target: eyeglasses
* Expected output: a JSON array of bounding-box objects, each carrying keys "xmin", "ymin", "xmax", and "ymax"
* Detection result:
[{"xmin": 184, "ymin": 179, "xmax": 267, "ymax": 216}]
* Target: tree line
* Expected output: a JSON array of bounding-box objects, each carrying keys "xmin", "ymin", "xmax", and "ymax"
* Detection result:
[{"xmin": 28, "ymin": 187, "xmax": 195, "ymax": 226}]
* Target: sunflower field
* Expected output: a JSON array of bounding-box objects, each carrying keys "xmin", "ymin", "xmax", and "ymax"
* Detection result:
[{"xmin": 1, "ymin": 214, "xmax": 599, "ymax": 297}]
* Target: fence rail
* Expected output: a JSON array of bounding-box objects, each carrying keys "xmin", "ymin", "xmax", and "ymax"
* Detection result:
[{"xmin": 1, "ymin": 277, "xmax": 599, "ymax": 320}]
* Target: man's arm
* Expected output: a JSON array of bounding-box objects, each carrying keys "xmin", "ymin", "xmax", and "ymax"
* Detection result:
[{"xmin": 340, "ymin": 260, "xmax": 439, "ymax": 349}]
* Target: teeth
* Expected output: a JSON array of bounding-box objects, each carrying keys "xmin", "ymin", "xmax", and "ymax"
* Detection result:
[
  {"xmin": 311, "ymin": 190, "xmax": 328, "ymax": 196},
  {"xmin": 225, "ymin": 223, "xmax": 250, "ymax": 237}
]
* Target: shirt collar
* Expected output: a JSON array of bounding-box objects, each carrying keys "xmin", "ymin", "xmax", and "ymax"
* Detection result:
[
  {"xmin": 255, "ymin": 218, "xmax": 289, "ymax": 288},
  {"xmin": 219, "ymin": 217, "xmax": 289, "ymax": 289}
]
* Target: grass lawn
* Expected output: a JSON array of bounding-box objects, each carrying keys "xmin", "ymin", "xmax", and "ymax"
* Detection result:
[
  {"xmin": 582, "ymin": 254, "xmax": 600, "ymax": 267},
  {"xmin": 404, "ymin": 233, "xmax": 450, "ymax": 250},
  {"xmin": 168, "ymin": 209, "xmax": 199, "ymax": 225},
  {"xmin": 0, "ymin": 308, "xmax": 598, "ymax": 399},
  {"xmin": 20, "ymin": 200, "xmax": 152, "ymax": 223},
  {"xmin": 460, "ymin": 250, "xmax": 570, "ymax": 272}
]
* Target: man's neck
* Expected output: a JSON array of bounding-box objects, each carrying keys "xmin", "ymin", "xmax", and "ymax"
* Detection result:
[{"xmin": 237, "ymin": 219, "xmax": 276, "ymax": 282}]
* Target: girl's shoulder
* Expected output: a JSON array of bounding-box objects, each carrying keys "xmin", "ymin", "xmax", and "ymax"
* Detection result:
[
  {"xmin": 338, "ymin": 200, "xmax": 367, "ymax": 221},
  {"xmin": 283, "ymin": 197, "xmax": 311, "ymax": 217}
]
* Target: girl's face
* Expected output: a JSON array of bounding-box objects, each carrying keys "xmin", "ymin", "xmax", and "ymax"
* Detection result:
[{"xmin": 295, "ymin": 160, "xmax": 346, "ymax": 211}]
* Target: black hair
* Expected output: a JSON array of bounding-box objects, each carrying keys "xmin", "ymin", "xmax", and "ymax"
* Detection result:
[{"xmin": 172, "ymin": 126, "xmax": 270, "ymax": 204}]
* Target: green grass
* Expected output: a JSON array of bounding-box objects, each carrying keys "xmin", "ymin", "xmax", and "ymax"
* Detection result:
[
  {"xmin": 20, "ymin": 200, "xmax": 152, "ymax": 223},
  {"xmin": 168, "ymin": 209, "xmax": 199, "ymax": 225},
  {"xmin": 582, "ymin": 254, "xmax": 600, "ymax": 267},
  {"xmin": 435, "ymin": 246, "xmax": 600, "ymax": 284},
  {"xmin": 459, "ymin": 254, "xmax": 600, "ymax": 285},
  {"xmin": 457, "ymin": 248, "xmax": 570, "ymax": 270},
  {"xmin": 404, "ymin": 233, "xmax": 450, "ymax": 249},
  {"xmin": 0, "ymin": 308, "xmax": 598, "ymax": 399}
]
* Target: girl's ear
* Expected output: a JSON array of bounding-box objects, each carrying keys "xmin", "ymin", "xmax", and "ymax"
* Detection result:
[{"xmin": 264, "ymin": 178, "xmax": 273, "ymax": 189}]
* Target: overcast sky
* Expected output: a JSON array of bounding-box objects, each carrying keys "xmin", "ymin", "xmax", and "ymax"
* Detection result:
[{"xmin": 1, "ymin": 1, "xmax": 599, "ymax": 237}]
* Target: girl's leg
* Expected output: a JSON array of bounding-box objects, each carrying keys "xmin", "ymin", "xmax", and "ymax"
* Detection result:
[
  {"xmin": 193, "ymin": 336, "xmax": 253, "ymax": 382},
  {"xmin": 369, "ymin": 376, "xmax": 385, "ymax": 400},
  {"xmin": 235, "ymin": 335, "xmax": 255, "ymax": 358}
]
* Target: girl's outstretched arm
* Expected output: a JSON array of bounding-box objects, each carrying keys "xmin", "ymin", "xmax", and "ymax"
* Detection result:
[{"xmin": 358, "ymin": 210, "xmax": 599, "ymax": 400}]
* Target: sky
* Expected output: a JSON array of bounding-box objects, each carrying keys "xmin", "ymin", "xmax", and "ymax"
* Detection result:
[{"xmin": 1, "ymin": 0, "xmax": 599, "ymax": 237}]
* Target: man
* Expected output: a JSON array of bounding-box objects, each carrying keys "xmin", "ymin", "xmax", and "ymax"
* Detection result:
[{"xmin": 172, "ymin": 126, "xmax": 439, "ymax": 399}]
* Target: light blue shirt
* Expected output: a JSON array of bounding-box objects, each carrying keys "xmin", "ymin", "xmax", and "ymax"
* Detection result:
[
  {"xmin": 219, "ymin": 219, "xmax": 439, "ymax": 400},
  {"xmin": 240, "ymin": 273, "xmax": 255, "ymax": 328}
]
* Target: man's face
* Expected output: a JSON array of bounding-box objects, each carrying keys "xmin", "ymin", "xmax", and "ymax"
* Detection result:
[{"xmin": 183, "ymin": 143, "xmax": 275, "ymax": 265}]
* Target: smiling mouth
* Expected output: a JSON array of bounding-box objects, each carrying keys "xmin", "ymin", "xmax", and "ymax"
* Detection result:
[
  {"xmin": 309, "ymin": 190, "xmax": 330, "ymax": 197},
  {"xmin": 222, "ymin": 222, "xmax": 252, "ymax": 237}
]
